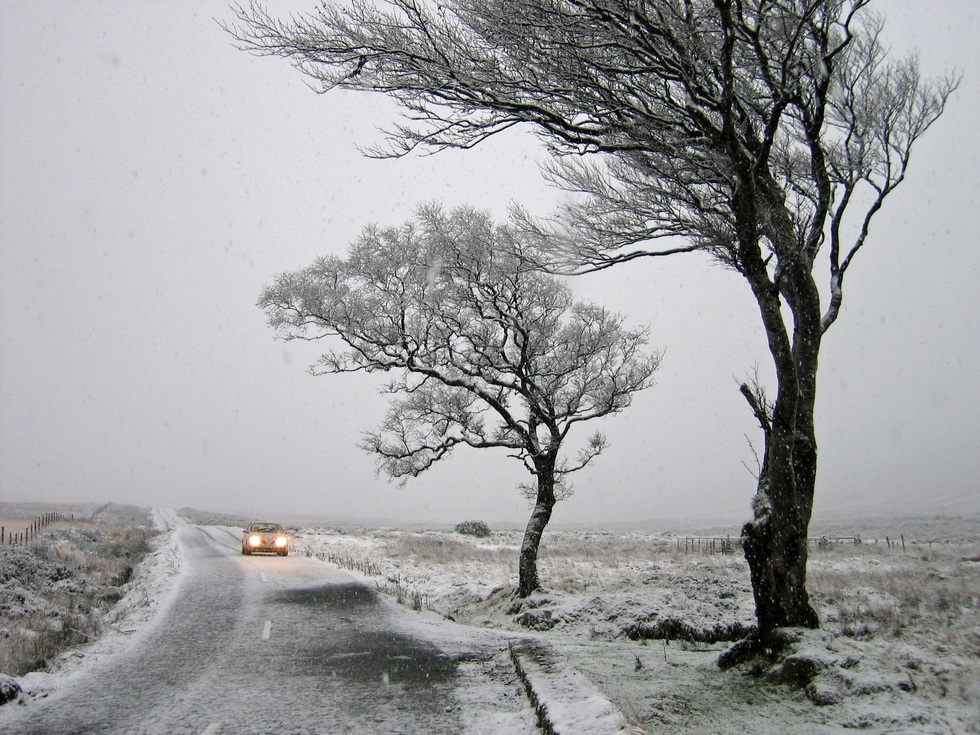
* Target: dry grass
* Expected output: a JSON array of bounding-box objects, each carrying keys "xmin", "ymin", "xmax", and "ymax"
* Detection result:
[
  {"xmin": 380, "ymin": 529, "xmax": 704, "ymax": 574},
  {"xmin": 0, "ymin": 611, "xmax": 102, "ymax": 677},
  {"xmin": 0, "ymin": 514, "xmax": 72, "ymax": 547},
  {"xmin": 0, "ymin": 515, "xmax": 37, "ymax": 533},
  {"xmin": 0, "ymin": 511, "xmax": 156, "ymax": 677},
  {"xmin": 382, "ymin": 532, "xmax": 515, "ymax": 565},
  {"xmin": 299, "ymin": 527, "xmax": 753, "ymax": 596},
  {"xmin": 35, "ymin": 525, "xmax": 153, "ymax": 582},
  {"xmin": 807, "ymin": 543, "xmax": 980, "ymax": 643},
  {"xmin": 298, "ymin": 527, "xmax": 979, "ymax": 647}
]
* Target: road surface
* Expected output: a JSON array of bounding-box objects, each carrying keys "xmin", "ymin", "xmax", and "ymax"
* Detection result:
[{"xmin": 2, "ymin": 515, "xmax": 536, "ymax": 734}]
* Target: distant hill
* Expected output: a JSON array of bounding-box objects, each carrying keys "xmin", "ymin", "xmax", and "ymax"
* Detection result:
[{"xmin": 813, "ymin": 487, "xmax": 980, "ymax": 521}]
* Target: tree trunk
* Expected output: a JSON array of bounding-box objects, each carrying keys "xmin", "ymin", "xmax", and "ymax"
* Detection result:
[
  {"xmin": 730, "ymin": 183, "xmax": 822, "ymax": 651},
  {"xmin": 741, "ymin": 481, "xmax": 819, "ymax": 635},
  {"xmin": 740, "ymin": 263, "xmax": 822, "ymax": 645},
  {"xmin": 517, "ymin": 455, "xmax": 557, "ymax": 598}
]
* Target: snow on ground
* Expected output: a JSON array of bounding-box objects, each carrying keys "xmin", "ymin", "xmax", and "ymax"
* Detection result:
[
  {"xmin": 293, "ymin": 522, "xmax": 980, "ymax": 734},
  {"xmin": 3, "ymin": 511, "xmax": 978, "ymax": 734},
  {"xmin": 6, "ymin": 508, "xmax": 184, "ymax": 702}
]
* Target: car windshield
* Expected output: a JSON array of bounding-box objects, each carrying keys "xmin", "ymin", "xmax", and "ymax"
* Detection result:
[{"xmin": 249, "ymin": 523, "xmax": 282, "ymax": 533}]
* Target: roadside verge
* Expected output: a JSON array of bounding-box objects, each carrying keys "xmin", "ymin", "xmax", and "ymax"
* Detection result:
[{"xmin": 509, "ymin": 639, "xmax": 630, "ymax": 735}]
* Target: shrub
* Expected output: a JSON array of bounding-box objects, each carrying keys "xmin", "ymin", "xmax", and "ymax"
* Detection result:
[
  {"xmin": 0, "ymin": 519, "xmax": 155, "ymax": 677},
  {"xmin": 455, "ymin": 520, "xmax": 491, "ymax": 538}
]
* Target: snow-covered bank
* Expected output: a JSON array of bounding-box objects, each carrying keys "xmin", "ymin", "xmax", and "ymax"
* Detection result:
[{"xmin": 1, "ymin": 508, "xmax": 184, "ymax": 704}]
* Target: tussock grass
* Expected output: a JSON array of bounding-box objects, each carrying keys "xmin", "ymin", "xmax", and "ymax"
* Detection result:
[
  {"xmin": 302, "ymin": 526, "xmax": 977, "ymax": 655},
  {"xmin": 540, "ymin": 531, "xmax": 674, "ymax": 562},
  {"xmin": 0, "ymin": 611, "xmax": 101, "ymax": 677},
  {"xmin": 382, "ymin": 533, "xmax": 515, "ymax": 565},
  {"xmin": 807, "ymin": 544, "xmax": 980, "ymax": 642},
  {"xmin": 0, "ymin": 513, "xmax": 157, "ymax": 677}
]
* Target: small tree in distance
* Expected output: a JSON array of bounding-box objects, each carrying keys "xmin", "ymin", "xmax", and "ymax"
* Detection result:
[
  {"xmin": 259, "ymin": 205, "xmax": 660, "ymax": 597},
  {"xmin": 455, "ymin": 520, "xmax": 491, "ymax": 538}
]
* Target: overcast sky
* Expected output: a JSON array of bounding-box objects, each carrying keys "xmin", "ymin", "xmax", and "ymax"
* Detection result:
[{"xmin": 1, "ymin": 1, "xmax": 977, "ymax": 528}]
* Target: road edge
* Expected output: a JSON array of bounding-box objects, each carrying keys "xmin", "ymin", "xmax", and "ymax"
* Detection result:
[{"xmin": 508, "ymin": 639, "xmax": 630, "ymax": 735}]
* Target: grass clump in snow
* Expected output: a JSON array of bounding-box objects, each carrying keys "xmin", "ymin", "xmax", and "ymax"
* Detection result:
[
  {"xmin": 807, "ymin": 543, "xmax": 980, "ymax": 640},
  {"xmin": 0, "ymin": 509, "xmax": 156, "ymax": 677},
  {"xmin": 383, "ymin": 532, "xmax": 513, "ymax": 565}
]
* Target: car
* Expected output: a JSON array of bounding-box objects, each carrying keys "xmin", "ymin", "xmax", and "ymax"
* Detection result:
[{"xmin": 241, "ymin": 522, "xmax": 290, "ymax": 556}]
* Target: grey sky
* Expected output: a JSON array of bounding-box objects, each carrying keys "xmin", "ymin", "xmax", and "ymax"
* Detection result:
[{"xmin": 1, "ymin": 1, "xmax": 977, "ymax": 527}]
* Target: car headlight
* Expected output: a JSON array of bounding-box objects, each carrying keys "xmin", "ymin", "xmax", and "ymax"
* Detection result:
[
  {"xmin": 275, "ymin": 536, "xmax": 288, "ymax": 548},
  {"xmin": 248, "ymin": 535, "xmax": 262, "ymax": 546}
]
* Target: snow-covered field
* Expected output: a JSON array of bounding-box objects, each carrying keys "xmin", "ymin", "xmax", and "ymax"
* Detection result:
[
  {"xmin": 3, "ymin": 509, "xmax": 978, "ymax": 734},
  {"xmin": 293, "ymin": 520, "xmax": 980, "ymax": 734}
]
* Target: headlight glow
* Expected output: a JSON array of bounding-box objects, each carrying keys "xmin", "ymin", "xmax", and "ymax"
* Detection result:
[
  {"xmin": 248, "ymin": 535, "xmax": 262, "ymax": 546},
  {"xmin": 275, "ymin": 536, "xmax": 288, "ymax": 548}
]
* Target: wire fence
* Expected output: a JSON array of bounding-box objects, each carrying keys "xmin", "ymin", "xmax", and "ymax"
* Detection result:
[
  {"xmin": 1, "ymin": 511, "xmax": 74, "ymax": 547},
  {"xmin": 678, "ymin": 533, "xmax": 912, "ymax": 555},
  {"xmin": 678, "ymin": 536, "xmax": 742, "ymax": 554}
]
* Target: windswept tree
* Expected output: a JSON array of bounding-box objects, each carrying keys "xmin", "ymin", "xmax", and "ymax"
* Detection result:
[
  {"xmin": 259, "ymin": 205, "xmax": 660, "ymax": 597},
  {"xmin": 229, "ymin": 0, "xmax": 956, "ymax": 653}
]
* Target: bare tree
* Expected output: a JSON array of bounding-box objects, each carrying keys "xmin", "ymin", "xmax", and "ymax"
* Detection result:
[
  {"xmin": 229, "ymin": 0, "xmax": 956, "ymax": 654},
  {"xmin": 259, "ymin": 205, "xmax": 660, "ymax": 597}
]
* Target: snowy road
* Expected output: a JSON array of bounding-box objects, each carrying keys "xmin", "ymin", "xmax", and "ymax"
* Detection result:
[{"xmin": 3, "ymin": 517, "xmax": 536, "ymax": 734}]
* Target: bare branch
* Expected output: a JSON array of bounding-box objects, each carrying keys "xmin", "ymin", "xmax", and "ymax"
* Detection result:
[{"xmin": 258, "ymin": 204, "xmax": 658, "ymax": 498}]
